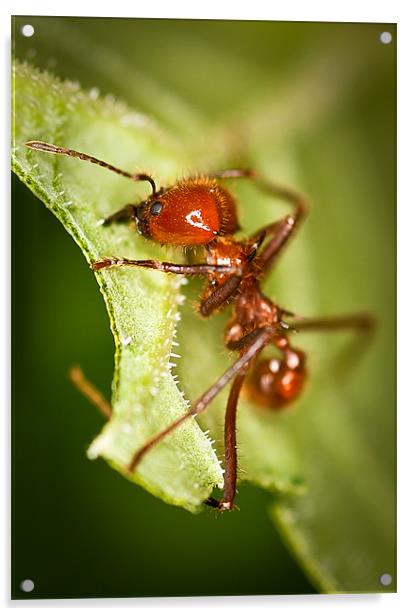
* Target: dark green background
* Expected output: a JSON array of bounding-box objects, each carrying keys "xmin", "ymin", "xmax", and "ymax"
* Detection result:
[{"xmin": 12, "ymin": 16, "xmax": 395, "ymax": 599}]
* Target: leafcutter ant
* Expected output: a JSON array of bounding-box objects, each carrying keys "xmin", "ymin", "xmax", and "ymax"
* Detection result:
[{"xmin": 25, "ymin": 141, "xmax": 374, "ymax": 511}]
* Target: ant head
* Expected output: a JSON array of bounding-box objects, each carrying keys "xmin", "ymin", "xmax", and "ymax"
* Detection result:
[{"xmin": 135, "ymin": 178, "xmax": 239, "ymax": 246}]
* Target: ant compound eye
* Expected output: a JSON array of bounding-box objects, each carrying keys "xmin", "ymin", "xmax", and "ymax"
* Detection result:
[{"xmin": 150, "ymin": 201, "xmax": 163, "ymax": 216}]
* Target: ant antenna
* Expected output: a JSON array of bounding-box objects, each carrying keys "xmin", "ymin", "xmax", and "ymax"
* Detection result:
[{"xmin": 25, "ymin": 141, "xmax": 157, "ymax": 194}]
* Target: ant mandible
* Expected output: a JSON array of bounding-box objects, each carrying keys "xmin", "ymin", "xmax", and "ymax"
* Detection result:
[{"xmin": 25, "ymin": 140, "xmax": 373, "ymax": 511}]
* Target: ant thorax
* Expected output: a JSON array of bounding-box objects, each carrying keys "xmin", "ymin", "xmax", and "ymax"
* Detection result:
[
  {"xmin": 203, "ymin": 235, "xmax": 281, "ymax": 346},
  {"xmin": 224, "ymin": 290, "xmax": 281, "ymax": 349},
  {"xmin": 205, "ymin": 236, "xmax": 247, "ymax": 286}
]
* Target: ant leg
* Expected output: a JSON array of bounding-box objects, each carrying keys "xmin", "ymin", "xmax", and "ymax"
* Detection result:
[
  {"xmin": 253, "ymin": 178, "xmax": 307, "ymax": 275},
  {"xmin": 206, "ymin": 169, "xmax": 253, "ymax": 180},
  {"xmin": 204, "ymin": 170, "xmax": 307, "ymax": 276},
  {"xmin": 126, "ymin": 326, "xmax": 276, "ymax": 474},
  {"xmin": 91, "ymin": 258, "xmax": 241, "ymax": 276},
  {"xmin": 288, "ymin": 312, "xmax": 375, "ymax": 333},
  {"xmin": 199, "ymin": 273, "xmax": 243, "ymax": 317},
  {"xmin": 224, "ymin": 175, "xmax": 307, "ymax": 276},
  {"xmin": 287, "ymin": 312, "xmax": 376, "ymax": 382},
  {"xmin": 101, "ymin": 204, "xmax": 137, "ymax": 226},
  {"xmin": 69, "ymin": 366, "xmax": 112, "ymax": 419},
  {"xmin": 219, "ymin": 371, "xmax": 247, "ymax": 511}
]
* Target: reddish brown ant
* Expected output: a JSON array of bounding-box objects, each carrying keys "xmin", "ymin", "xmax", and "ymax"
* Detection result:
[{"xmin": 25, "ymin": 140, "xmax": 374, "ymax": 511}]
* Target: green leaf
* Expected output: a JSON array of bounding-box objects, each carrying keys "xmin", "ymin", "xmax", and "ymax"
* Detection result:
[{"xmin": 12, "ymin": 60, "xmax": 225, "ymax": 512}]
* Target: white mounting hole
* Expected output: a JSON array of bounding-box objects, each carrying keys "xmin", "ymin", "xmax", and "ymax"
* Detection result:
[
  {"xmin": 20, "ymin": 579, "xmax": 34, "ymax": 592},
  {"xmin": 21, "ymin": 24, "xmax": 35, "ymax": 37},
  {"xmin": 379, "ymin": 573, "xmax": 392, "ymax": 587},
  {"xmin": 379, "ymin": 31, "xmax": 392, "ymax": 45}
]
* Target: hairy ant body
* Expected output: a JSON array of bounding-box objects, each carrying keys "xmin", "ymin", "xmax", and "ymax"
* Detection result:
[{"xmin": 26, "ymin": 141, "xmax": 373, "ymax": 511}]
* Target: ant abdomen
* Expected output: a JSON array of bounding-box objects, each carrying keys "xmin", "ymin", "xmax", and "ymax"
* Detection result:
[{"xmin": 243, "ymin": 348, "xmax": 307, "ymax": 410}]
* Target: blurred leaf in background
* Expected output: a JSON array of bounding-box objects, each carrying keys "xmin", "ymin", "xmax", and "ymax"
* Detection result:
[{"xmin": 12, "ymin": 16, "xmax": 395, "ymax": 598}]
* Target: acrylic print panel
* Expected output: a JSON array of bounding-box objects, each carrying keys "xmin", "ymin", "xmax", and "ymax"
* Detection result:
[{"xmin": 12, "ymin": 16, "xmax": 396, "ymax": 598}]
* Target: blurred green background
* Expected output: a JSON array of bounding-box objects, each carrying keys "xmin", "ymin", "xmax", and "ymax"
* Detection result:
[{"xmin": 12, "ymin": 17, "xmax": 395, "ymax": 598}]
